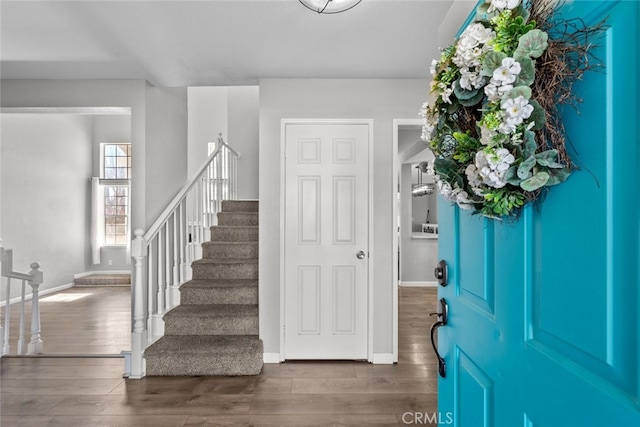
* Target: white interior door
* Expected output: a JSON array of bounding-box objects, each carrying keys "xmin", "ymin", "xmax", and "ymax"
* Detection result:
[{"xmin": 284, "ymin": 121, "xmax": 369, "ymax": 359}]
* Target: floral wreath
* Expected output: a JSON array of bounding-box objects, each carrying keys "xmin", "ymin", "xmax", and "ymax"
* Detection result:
[{"xmin": 421, "ymin": 0, "xmax": 603, "ymax": 218}]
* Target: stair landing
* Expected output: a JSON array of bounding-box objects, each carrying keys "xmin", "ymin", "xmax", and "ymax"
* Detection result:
[{"xmin": 74, "ymin": 274, "xmax": 131, "ymax": 287}]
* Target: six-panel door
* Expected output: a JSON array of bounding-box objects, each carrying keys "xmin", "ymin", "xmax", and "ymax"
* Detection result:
[{"xmin": 284, "ymin": 122, "xmax": 369, "ymax": 359}]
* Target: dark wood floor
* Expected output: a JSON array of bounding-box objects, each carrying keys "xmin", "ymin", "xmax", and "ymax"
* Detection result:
[{"xmin": 1, "ymin": 286, "xmax": 438, "ymax": 426}]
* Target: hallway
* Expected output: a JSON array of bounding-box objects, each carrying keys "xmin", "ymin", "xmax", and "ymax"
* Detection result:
[{"xmin": 1, "ymin": 286, "xmax": 438, "ymax": 426}]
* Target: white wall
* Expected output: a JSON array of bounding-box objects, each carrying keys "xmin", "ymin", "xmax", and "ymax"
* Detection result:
[
  {"xmin": 1, "ymin": 114, "xmax": 93, "ymax": 297},
  {"xmin": 187, "ymin": 87, "xmax": 228, "ymax": 176},
  {"xmin": 145, "ymin": 86, "xmax": 188, "ymax": 225},
  {"xmin": 259, "ymin": 78, "xmax": 428, "ymax": 357},
  {"xmin": 227, "ymin": 86, "xmax": 259, "ymax": 199},
  {"xmin": 187, "ymin": 86, "xmax": 259, "ymax": 199}
]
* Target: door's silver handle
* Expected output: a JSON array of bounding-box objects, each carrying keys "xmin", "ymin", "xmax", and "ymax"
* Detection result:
[{"xmin": 356, "ymin": 250, "xmax": 366, "ymax": 259}]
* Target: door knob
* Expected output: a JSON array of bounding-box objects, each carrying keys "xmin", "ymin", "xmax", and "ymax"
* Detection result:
[
  {"xmin": 356, "ymin": 250, "xmax": 366, "ymax": 259},
  {"xmin": 434, "ymin": 260, "xmax": 448, "ymax": 287}
]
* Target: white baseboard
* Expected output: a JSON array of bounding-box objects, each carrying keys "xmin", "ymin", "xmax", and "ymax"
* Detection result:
[
  {"xmin": 399, "ymin": 281, "xmax": 437, "ymax": 287},
  {"xmin": 372, "ymin": 353, "xmax": 395, "ymax": 364},
  {"xmin": 263, "ymin": 352, "xmax": 282, "ymax": 364},
  {"xmin": 74, "ymin": 270, "xmax": 131, "ymax": 278},
  {"xmin": 0, "ymin": 281, "xmax": 75, "ymax": 308}
]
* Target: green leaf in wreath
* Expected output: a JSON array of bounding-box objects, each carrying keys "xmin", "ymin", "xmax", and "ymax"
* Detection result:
[
  {"xmin": 514, "ymin": 57, "xmax": 535, "ymax": 86},
  {"xmin": 504, "ymin": 86, "xmax": 532, "ymax": 101},
  {"xmin": 453, "ymin": 81, "xmax": 480, "ymax": 100},
  {"xmin": 475, "ymin": 2, "xmax": 493, "ymax": 22},
  {"xmin": 528, "ymin": 100, "xmax": 546, "ymax": 131},
  {"xmin": 535, "ymin": 149, "xmax": 564, "ymax": 168},
  {"xmin": 520, "ymin": 171, "xmax": 550, "ymax": 191},
  {"xmin": 458, "ymin": 89, "xmax": 485, "ymax": 107},
  {"xmin": 482, "ymin": 51, "xmax": 507, "ymax": 76},
  {"xmin": 514, "ymin": 29, "xmax": 549, "ymax": 59},
  {"xmin": 522, "ymin": 130, "xmax": 537, "ymax": 159},
  {"xmin": 546, "ymin": 168, "xmax": 571, "ymax": 186},
  {"xmin": 505, "ymin": 165, "xmax": 521, "ymax": 185},
  {"xmin": 517, "ymin": 156, "xmax": 536, "ymax": 179}
]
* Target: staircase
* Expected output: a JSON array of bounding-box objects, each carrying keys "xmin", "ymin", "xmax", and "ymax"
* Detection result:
[{"xmin": 144, "ymin": 200, "xmax": 262, "ymax": 376}]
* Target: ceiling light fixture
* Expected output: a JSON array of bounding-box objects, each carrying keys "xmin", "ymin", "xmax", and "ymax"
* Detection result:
[{"xmin": 299, "ymin": 0, "xmax": 362, "ymax": 14}]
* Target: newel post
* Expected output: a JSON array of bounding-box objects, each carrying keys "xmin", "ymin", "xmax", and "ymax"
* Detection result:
[
  {"xmin": 27, "ymin": 262, "xmax": 44, "ymax": 354},
  {"xmin": 130, "ymin": 229, "xmax": 147, "ymax": 378}
]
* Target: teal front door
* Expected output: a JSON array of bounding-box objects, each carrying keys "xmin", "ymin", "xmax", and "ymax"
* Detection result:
[{"xmin": 437, "ymin": 1, "xmax": 640, "ymax": 425}]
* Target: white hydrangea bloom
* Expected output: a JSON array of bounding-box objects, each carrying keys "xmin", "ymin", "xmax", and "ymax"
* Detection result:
[
  {"xmin": 419, "ymin": 102, "xmax": 437, "ymax": 142},
  {"xmin": 430, "ymin": 59, "xmax": 439, "ymax": 76},
  {"xmin": 479, "ymin": 125, "xmax": 498, "ymax": 146},
  {"xmin": 487, "ymin": 0, "xmax": 521, "ymax": 13},
  {"xmin": 465, "ymin": 163, "xmax": 484, "ymax": 189},
  {"xmin": 453, "ymin": 188, "xmax": 475, "ymax": 210},
  {"xmin": 452, "ymin": 23, "xmax": 495, "ymax": 91},
  {"xmin": 437, "ymin": 178, "xmax": 456, "ymax": 202},
  {"xmin": 475, "ymin": 148, "xmax": 515, "ymax": 188}
]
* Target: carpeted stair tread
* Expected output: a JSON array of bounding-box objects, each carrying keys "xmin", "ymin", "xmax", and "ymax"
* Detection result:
[
  {"xmin": 165, "ymin": 303, "xmax": 258, "ymax": 319},
  {"xmin": 217, "ymin": 212, "xmax": 258, "ymax": 226},
  {"xmin": 209, "ymin": 226, "xmax": 258, "ymax": 242},
  {"xmin": 146, "ymin": 335, "xmax": 262, "ymax": 355},
  {"xmin": 221, "ymin": 200, "xmax": 259, "ymax": 212},
  {"xmin": 164, "ymin": 304, "xmax": 258, "ymax": 336},
  {"xmin": 181, "ymin": 279, "xmax": 258, "ymax": 289},
  {"xmin": 180, "ymin": 279, "xmax": 258, "ymax": 305},
  {"xmin": 144, "ymin": 335, "xmax": 263, "ymax": 376},
  {"xmin": 202, "ymin": 241, "xmax": 258, "ymax": 259}
]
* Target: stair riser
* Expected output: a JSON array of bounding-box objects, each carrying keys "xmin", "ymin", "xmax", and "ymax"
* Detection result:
[
  {"xmin": 192, "ymin": 263, "xmax": 258, "ymax": 280},
  {"xmin": 221, "ymin": 200, "xmax": 259, "ymax": 213},
  {"xmin": 164, "ymin": 316, "xmax": 258, "ymax": 336},
  {"xmin": 202, "ymin": 242, "xmax": 258, "ymax": 259},
  {"xmin": 210, "ymin": 227, "xmax": 258, "ymax": 242},
  {"xmin": 145, "ymin": 353, "xmax": 263, "ymax": 376},
  {"xmin": 217, "ymin": 212, "xmax": 258, "ymax": 226},
  {"xmin": 180, "ymin": 287, "xmax": 258, "ymax": 305}
]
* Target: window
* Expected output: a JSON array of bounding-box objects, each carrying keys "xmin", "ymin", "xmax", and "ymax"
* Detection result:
[
  {"xmin": 102, "ymin": 143, "xmax": 131, "ymax": 246},
  {"xmin": 104, "ymin": 143, "xmax": 131, "ymax": 179},
  {"xmin": 104, "ymin": 186, "xmax": 128, "ymax": 245}
]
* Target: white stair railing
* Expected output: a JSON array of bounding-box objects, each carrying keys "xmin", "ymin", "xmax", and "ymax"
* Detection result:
[
  {"xmin": 129, "ymin": 134, "xmax": 239, "ymax": 378},
  {"xmin": 0, "ymin": 247, "xmax": 44, "ymax": 356}
]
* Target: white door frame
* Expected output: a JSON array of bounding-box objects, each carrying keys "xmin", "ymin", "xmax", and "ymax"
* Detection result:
[
  {"xmin": 392, "ymin": 118, "xmax": 424, "ymax": 363},
  {"xmin": 279, "ymin": 118, "xmax": 374, "ymax": 362}
]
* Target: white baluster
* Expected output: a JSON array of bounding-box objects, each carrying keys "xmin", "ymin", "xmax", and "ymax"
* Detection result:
[
  {"xmin": 17, "ymin": 279, "xmax": 26, "ymax": 355},
  {"xmin": 3, "ymin": 277, "xmax": 11, "ymax": 355},
  {"xmin": 27, "ymin": 262, "xmax": 43, "ymax": 355},
  {"xmin": 130, "ymin": 229, "xmax": 146, "ymax": 378},
  {"xmin": 164, "ymin": 222, "xmax": 172, "ymax": 310}
]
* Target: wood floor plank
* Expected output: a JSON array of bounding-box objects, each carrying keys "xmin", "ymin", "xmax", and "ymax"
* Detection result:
[
  {"xmin": 0, "ymin": 415, "xmax": 189, "ymax": 427},
  {"xmin": 249, "ymin": 393, "xmax": 435, "ymax": 415},
  {"xmin": 0, "ymin": 378, "xmax": 123, "ymax": 395},
  {"xmin": 185, "ymin": 414, "xmax": 401, "ymax": 426},
  {"xmin": 47, "ymin": 394, "xmax": 253, "ymax": 416},
  {"xmin": 291, "ymin": 377, "xmax": 436, "ymax": 394}
]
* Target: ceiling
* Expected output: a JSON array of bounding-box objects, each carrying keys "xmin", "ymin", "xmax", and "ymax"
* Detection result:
[{"xmin": 0, "ymin": 0, "xmax": 468, "ymax": 88}]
